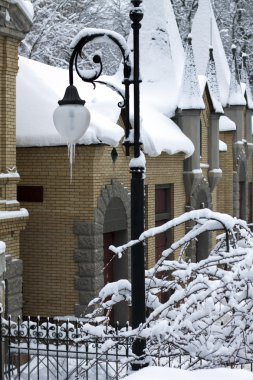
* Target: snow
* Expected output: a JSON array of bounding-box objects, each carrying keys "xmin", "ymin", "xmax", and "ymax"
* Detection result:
[
  {"xmin": 219, "ymin": 115, "xmax": 236, "ymax": 132},
  {"xmin": 125, "ymin": 367, "xmax": 253, "ymax": 380},
  {"xmin": 209, "ymin": 168, "xmax": 222, "ymax": 173},
  {"xmin": 0, "ymin": 242, "xmax": 6, "ymax": 255},
  {"xmin": 129, "ymin": 151, "xmax": 146, "ymax": 168},
  {"xmin": 16, "ymin": 1, "xmax": 194, "ymax": 159},
  {"xmin": 92, "ymin": 209, "xmax": 253, "ymax": 367},
  {"xmin": 228, "ymin": 51, "xmax": 246, "ymax": 106},
  {"xmin": 16, "ymin": 56, "xmax": 124, "ymax": 148},
  {"xmin": 219, "ymin": 140, "xmax": 227, "ymax": 152},
  {"xmin": 124, "ymin": 0, "xmax": 194, "ymax": 156},
  {"xmin": 178, "ymin": 37, "xmax": 205, "ymax": 110},
  {"xmin": 133, "ymin": 0, "xmax": 185, "ymax": 117},
  {"xmin": 191, "ymin": 0, "xmax": 231, "ymax": 107},
  {"xmin": 139, "ymin": 109, "xmax": 194, "ymax": 157},
  {"xmin": 70, "ymin": 28, "xmax": 131, "ymax": 59},
  {"xmin": 11, "ymin": 0, "xmax": 34, "ymax": 21},
  {"xmin": 241, "ymin": 82, "xmax": 253, "ymax": 110},
  {"xmin": 0, "ymin": 172, "xmax": 20, "ymax": 179},
  {"xmin": 198, "ymin": 75, "xmax": 207, "ymax": 95},
  {"xmin": 0, "ymin": 209, "xmax": 28, "ymax": 220},
  {"xmin": 206, "ymin": 49, "xmax": 224, "ymax": 113}
]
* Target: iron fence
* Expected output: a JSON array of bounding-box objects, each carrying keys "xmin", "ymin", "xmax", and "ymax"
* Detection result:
[{"xmin": 0, "ymin": 315, "xmax": 253, "ymax": 380}]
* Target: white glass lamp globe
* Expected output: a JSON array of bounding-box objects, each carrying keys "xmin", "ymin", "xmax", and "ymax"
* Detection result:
[{"xmin": 53, "ymin": 104, "xmax": 90, "ymax": 144}]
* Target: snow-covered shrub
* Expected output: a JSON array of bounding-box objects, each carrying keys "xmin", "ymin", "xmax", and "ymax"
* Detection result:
[{"xmin": 85, "ymin": 209, "xmax": 253, "ymax": 368}]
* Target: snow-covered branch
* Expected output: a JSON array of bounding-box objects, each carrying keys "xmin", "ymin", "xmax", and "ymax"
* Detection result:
[{"xmin": 86, "ymin": 209, "xmax": 253, "ymax": 368}]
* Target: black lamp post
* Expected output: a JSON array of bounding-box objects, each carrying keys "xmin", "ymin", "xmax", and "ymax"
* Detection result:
[{"xmin": 53, "ymin": 0, "xmax": 146, "ymax": 368}]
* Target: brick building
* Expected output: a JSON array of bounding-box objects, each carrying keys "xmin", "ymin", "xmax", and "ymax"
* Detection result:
[{"xmin": 0, "ymin": 0, "xmax": 31, "ymax": 317}]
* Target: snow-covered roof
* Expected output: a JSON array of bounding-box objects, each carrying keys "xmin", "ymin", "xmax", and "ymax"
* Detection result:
[
  {"xmin": 219, "ymin": 115, "xmax": 236, "ymax": 132},
  {"xmin": 16, "ymin": 57, "xmax": 124, "ymax": 148},
  {"xmin": 16, "ymin": 56, "xmax": 194, "ymax": 157},
  {"xmin": 228, "ymin": 47, "xmax": 246, "ymax": 106},
  {"xmin": 11, "ymin": 0, "xmax": 34, "ymax": 22},
  {"xmin": 135, "ymin": 0, "xmax": 185, "ymax": 117},
  {"xmin": 205, "ymin": 48, "xmax": 223, "ymax": 113},
  {"xmin": 178, "ymin": 36, "xmax": 205, "ymax": 110},
  {"xmin": 16, "ymin": 0, "xmax": 196, "ymax": 158},
  {"xmin": 240, "ymin": 55, "xmax": 253, "ymax": 109},
  {"xmin": 191, "ymin": 0, "xmax": 231, "ymax": 107},
  {"xmin": 140, "ymin": 109, "xmax": 194, "ymax": 157},
  {"xmin": 219, "ymin": 140, "xmax": 227, "ymax": 152}
]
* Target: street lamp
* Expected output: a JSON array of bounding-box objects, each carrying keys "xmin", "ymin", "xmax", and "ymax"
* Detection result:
[{"xmin": 53, "ymin": 0, "xmax": 146, "ymax": 368}]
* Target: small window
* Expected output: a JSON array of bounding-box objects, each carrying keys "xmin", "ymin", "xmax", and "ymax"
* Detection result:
[
  {"xmin": 155, "ymin": 185, "xmax": 173, "ymax": 262},
  {"xmin": 200, "ymin": 120, "xmax": 202, "ymax": 158},
  {"xmin": 155, "ymin": 185, "xmax": 173, "ymax": 303},
  {"xmin": 17, "ymin": 186, "xmax": 43, "ymax": 202}
]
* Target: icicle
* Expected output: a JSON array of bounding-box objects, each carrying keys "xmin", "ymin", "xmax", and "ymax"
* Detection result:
[{"xmin": 68, "ymin": 143, "xmax": 76, "ymax": 182}]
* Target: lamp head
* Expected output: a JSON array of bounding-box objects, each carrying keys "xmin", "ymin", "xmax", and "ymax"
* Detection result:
[{"xmin": 53, "ymin": 85, "xmax": 91, "ymax": 143}]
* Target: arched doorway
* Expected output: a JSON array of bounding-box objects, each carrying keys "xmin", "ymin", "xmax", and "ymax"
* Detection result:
[
  {"xmin": 103, "ymin": 197, "xmax": 129, "ymax": 326},
  {"xmin": 238, "ymin": 161, "xmax": 247, "ymax": 220}
]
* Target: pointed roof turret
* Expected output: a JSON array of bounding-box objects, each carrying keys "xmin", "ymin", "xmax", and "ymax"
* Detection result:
[
  {"xmin": 178, "ymin": 34, "xmax": 204, "ymax": 110},
  {"xmin": 240, "ymin": 53, "xmax": 253, "ymax": 109},
  {"xmin": 191, "ymin": 0, "xmax": 230, "ymax": 107},
  {"xmin": 125, "ymin": 0, "xmax": 185, "ymax": 117},
  {"xmin": 228, "ymin": 45, "xmax": 246, "ymax": 106},
  {"xmin": 206, "ymin": 47, "xmax": 223, "ymax": 113}
]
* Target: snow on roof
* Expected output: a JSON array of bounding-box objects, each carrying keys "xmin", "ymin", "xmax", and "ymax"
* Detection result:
[
  {"xmin": 178, "ymin": 37, "xmax": 205, "ymax": 110},
  {"xmin": 16, "ymin": 56, "xmax": 124, "ymax": 148},
  {"xmin": 206, "ymin": 48, "xmax": 223, "ymax": 113},
  {"xmin": 241, "ymin": 82, "xmax": 253, "ymax": 109},
  {"xmin": 0, "ymin": 241, "xmax": 5, "ymax": 255},
  {"xmin": 191, "ymin": 0, "xmax": 231, "ymax": 107},
  {"xmin": 140, "ymin": 107, "xmax": 194, "ymax": 157},
  {"xmin": 0, "ymin": 208, "xmax": 28, "ymax": 221},
  {"xmin": 16, "ymin": 0, "xmax": 194, "ymax": 158},
  {"xmin": 11, "ymin": 0, "xmax": 34, "ymax": 21},
  {"xmin": 17, "ymin": 56, "xmax": 194, "ymax": 157},
  {"xmin": 219, "ymin": 139, "xmax": 227, "ymax": 152},
  {"xmin": 198, "ymin": 75, "xmax": 207, "ymax": 95},
  {"xmin": 228, "ymin": 48, "xmax": 246, "ymax": 106},
  {"xmin": 219, "ymin": 115, "xmax": 236, "ymax": 132},
  {"xmin": 133, "ymin": 0, "xmax": 185, "ymax": 117},
  {"xmin": 240, "ymin": 56, "xmax": 253, "ymax": 109}
]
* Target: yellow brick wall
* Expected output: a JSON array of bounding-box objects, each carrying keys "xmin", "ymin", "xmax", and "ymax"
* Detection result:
[
  {"xmin": 217, "ymin": 132, "xmax": 234, "ymax": 216},
  {"xmin": 0, "ymin": 37, "xmax": 19, "ymax": 172},
  {"xmin": 200, "ymin": 91, "xmax": 211, "ymax": 166},
  {"xmin": 0, "ymin": 218, "xmax": 26, "ymax": 259},
  {"xmin": 0, "ymin": 35, "xmax": 27, "ymax": 261},
  {"xmin": 17, "ymin": 145, "xmax": 186, "ymax": 316}
]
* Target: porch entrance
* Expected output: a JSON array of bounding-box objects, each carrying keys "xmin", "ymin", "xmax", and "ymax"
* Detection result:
[{"xmin": 103, "ymin": 197, "xmax": 129, "ymax": 326}]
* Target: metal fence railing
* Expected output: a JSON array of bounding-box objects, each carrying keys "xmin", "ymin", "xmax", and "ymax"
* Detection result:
[{"xmin": 1, "ymin": 315, "xmax": 253, "ymax": 380}]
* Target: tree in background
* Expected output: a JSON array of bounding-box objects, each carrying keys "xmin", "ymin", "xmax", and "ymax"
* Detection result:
[
  {"xmin": 20, "ymin": 0, "xmax": 253, "ymax": 80},
  {"xmin": 170, "ymin": 0, "xmax": 198, "ymax": 45},
  {"xmin": 20, "ymin": 0, "xmax": 130, "ymax": 75},
  {"xmin": 171, "ymin": 0, "xmax": 253, "ymax": 82}
]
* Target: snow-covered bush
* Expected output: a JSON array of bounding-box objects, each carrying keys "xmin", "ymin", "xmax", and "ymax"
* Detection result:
[{"xmin": 86, "ymin": 209, "xmax": 253, "ymax": 368}]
